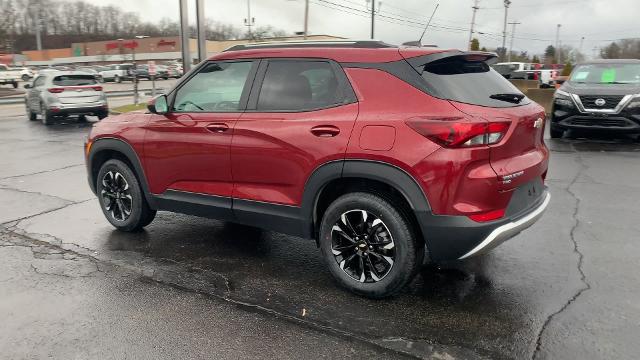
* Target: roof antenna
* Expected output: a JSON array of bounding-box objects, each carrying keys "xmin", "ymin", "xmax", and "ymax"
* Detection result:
[{"xmin": 403, "ymin": 3, "xmax": 439, "ymax": 47}]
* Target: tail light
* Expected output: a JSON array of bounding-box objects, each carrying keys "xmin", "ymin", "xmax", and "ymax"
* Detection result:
[
  {"xmin": 92, "ymin": 86, "xmax": 103, "ymax": 91},
  {"xmin": 48, "ymin": 88, "xmax": 64, "ymax": 93},
  {"xmin": 468, "ymin": 208, "xmax": 506, "ymax": 222},
  {"xmin": 405, "ymin": 117, "xmax": 511, "ymax": 148}
]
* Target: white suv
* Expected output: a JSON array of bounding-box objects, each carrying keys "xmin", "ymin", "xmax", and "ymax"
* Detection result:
[{"xmin": 24, "ymin": 71, "xmax": 109, "ymax": 125}]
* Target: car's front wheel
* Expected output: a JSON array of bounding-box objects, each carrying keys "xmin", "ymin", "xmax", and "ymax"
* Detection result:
[
  {"xmin": 319, "ymin": 192, "xmax": 420, "ymax": 298},
  {"xmin": 96, "ymin": 159, "xmax": 156, "ymax": 232}
]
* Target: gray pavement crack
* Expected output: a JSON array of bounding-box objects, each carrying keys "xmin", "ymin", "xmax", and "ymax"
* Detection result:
[
  {"xmin": 532, "ymin": 151, "xmax": 592, "ymax": 360},
  {"xmin": 0, "ymin": 163, "xmax": 84, "ymax": 181},
  {"xmin": 0, "ymin": 185, "xmax": 77, "ymax": 203},
  {"xmin": 0, "ymin": 198, "xmax": 93, "ymax": 227}
]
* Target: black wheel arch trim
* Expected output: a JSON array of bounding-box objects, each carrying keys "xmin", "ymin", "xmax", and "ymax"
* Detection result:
[
  {"xmin": 87, "ymin": 137, "xmax": 156, "ymax": 207},
  {"xmin": 300, "ymin": 159, "xmax": 432, "ymax": 239}
]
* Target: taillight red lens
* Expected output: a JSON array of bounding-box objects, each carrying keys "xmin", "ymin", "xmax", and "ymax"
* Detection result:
[
  {"xmin": 92, "ymin": 86, "xmax": 103, "ymax": 91},
  {"xmin": 406, "ymin": 118, "xmax": 511, "ymax": 148},
  {"xmin": 48, "ymin": 88, "xmax": 64, "ymax": 93},
  {"xmin": 468, "ymin": 209, "xmax": 506, "ymax": 222}
]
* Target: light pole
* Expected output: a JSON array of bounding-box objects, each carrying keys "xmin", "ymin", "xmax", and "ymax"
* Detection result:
[
  {"xmin": 501, "ymin": 0, "xmax": 511, "ymax": 61},
  {"xmin": 244, "ymin": 0, "xmax": 255, "ymax": 39},
  {"xmin": 133, "ymin": 35, "xmax": 149, "ymax": 105},
  {"xmin": 507, "ymin": 21, "xmax": 520, "ymax": 62},
  {"xmin": 555, "ymin": 24, "xmax": 562, "ymax": 64}
]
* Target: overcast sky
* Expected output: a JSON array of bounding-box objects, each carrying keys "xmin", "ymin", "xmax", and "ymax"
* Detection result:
[{"xmin": 85, "ymin": 0, "xmax": 639, "ymax": 57}]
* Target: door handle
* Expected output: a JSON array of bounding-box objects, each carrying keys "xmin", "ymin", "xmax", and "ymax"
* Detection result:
[
  {"xmin": 205, "ymin": 123, "xmax": 230, "ymax": 133},
  {"xmin": 310, "ymin": 125, "xmax": 340, "ymax": 137}
]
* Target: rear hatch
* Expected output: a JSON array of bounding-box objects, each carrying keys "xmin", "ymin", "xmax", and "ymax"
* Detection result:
[
  {"xmin": 51, "ymin": 74, "xmax": 102, "ymax": 104},
  {"xmin": 401, "ymin": 50, "xmax": 548, "ymax": 192}
]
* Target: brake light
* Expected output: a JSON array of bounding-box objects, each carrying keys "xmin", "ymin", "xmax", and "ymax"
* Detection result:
[
  {"xmin": 48, "ymin": 88, "xmax": 64, "ymax": 93},
  {"xmin": 405, "ymin": 117, "xmax": 511, "ymax": 148},
  {"xmin": 92, "ymin": 86, "xmax": 103, "ymax": 91},
  {"xmin": 468, "ymin": 208, "xmax": 505, "ymax": 222}
]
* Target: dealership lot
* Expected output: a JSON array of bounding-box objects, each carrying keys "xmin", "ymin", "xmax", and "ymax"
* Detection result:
[{"xmin": 0, "ymin": 110, "xmax": 639, "ymax": 359}]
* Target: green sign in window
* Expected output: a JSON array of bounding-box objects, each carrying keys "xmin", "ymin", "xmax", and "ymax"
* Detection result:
[{"xmin": 601, "ymin": 68, "xmax": 616, "ymax": 83}]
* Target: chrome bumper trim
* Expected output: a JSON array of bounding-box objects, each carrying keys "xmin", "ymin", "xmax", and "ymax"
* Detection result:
[{"xmin": 459, "ymin": 192, "xmax": 551, "ymax": 259}]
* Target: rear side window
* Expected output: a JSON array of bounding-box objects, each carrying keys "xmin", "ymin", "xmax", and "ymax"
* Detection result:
[
  {"xmin": 421, "ymin": 57, "xmax": 529, "ymax": 108},
  {"xmin": 257, "ymin": 60, "xmax": 342, "ymax": 111},
  {"xmin": 52, "ymin": 75, "xmax": 97, "ymax": 86}
]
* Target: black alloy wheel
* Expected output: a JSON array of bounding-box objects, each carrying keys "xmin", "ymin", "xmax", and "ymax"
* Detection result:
[
  {"xmin": 100, "ymin": 170, "xmax": 133, "ymax": 222},
  {"xmin": 331, "ymin": 209, "xmax": 396, "ymax": 283}
]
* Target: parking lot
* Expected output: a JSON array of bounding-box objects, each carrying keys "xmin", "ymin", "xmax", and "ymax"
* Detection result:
[{"xmin": 1, "ymin": 106, "xmax": 639, "ymax": 359}]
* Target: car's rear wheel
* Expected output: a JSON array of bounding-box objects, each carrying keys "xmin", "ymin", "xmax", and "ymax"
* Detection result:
[
  {"xmin": 21, "ymin": 74, "xmax": 30, "ymax": 81},
  {"xmin": 40, "ymin": 104, "xmax": 53, "ymax": 125},
  {"xmin": 319, "ymin": 192, "xmax": 420, "ymax": 298},
  {"xmin": 96, "ymin": 159, "xmax": 156, "ymax": 232},
  {"xmin": 114, "ymin": 75, "xmax": 121, "ymax": 83},
  {"xmin": 550, "ymin": 124, "xmax": 564, "ymax": 139},
  {"xmin": 97, "ymin": 111, "xmax": 108, "ymax": 120}
]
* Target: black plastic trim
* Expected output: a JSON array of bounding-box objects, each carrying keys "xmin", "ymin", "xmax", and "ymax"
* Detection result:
[
  {"xmin": 152, "ymin": 190, "xmax": 234, "ymax": 222},
  {"xmin": 86, "ymin": 137, "xmax": 154, "ymax": 206}
]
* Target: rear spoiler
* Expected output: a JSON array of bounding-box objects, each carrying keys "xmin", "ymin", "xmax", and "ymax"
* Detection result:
[{"xmin": 402, "ymin": 50, "xmax": 498, "ymax": 74}]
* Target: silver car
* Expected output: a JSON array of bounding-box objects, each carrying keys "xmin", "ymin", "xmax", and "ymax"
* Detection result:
[{"xmin": 24, "ymin": 71, "xmax": 109, "ymax": 125}]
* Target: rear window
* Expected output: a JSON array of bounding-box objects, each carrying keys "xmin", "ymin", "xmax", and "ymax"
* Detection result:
[
  {"xmin": 421, "ymin": 57, "xmax": 529, "ymax": 108},
  {"xmin": 52, "ymin": 75, "xmax": 97, "ymax": 86}
]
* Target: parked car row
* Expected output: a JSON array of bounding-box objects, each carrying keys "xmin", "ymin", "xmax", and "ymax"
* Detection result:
[{"xmin": 492, "ymin": 62, "xmax": 564, "ymax": 88}]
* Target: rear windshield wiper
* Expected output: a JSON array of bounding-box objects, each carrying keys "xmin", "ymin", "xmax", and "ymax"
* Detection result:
[{"xmin": 489, "ymin": 93, "xmax": 525, "ymax": 104}]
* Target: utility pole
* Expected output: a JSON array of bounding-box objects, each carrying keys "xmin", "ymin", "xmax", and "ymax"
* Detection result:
[
  {"xmin": 579, "ymin": 36, "xmax": 585, "ymax": 54},
  {"xmin": 501, "ymin": 0, "xmax": 511, "ymax": 60},
  {"xmin": 507, "ymin": 21, "xmax": 520, "ymax": 62},
  {"xmin": 468, "ymin": 0, "xmax": 480, "ymax": 51},
  {"xmin": 196, "ymin": 0, "xmax": 207, "ymax": 63},
  {"xmin": 30, "ymin": 4, "xmax": 43, "ymax": 51},
  {"xmin": 244, "ymin": 0, "xmax": 255, "ymax": 39},
  {"xmin": 555, "ymin": 24, "xmax": 562, "ymax": 64},
  {"xmin": 370, "ymin": 0, "xmax": 375, "ymax": 39},
  {"xmin": 179, "ymin": 0, "xmax": 190, "ymax": 72},
  {"xmin": 303, "ymin": 0, "xmax": 309, "ymax": 39}
]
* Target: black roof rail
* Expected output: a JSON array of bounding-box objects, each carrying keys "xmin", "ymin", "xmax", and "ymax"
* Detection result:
[{"xmin": 223, "ymin": 40, "xmax": 396, "ymax": 52}]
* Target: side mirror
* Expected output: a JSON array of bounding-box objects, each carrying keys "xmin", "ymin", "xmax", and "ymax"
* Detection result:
[
  {"xmin": 24, "ymin": 83, "xmax": 32, "ymax": 89},
  {"xmin": 147, "ymin": 94, "xmax": 168, "ymax": 114}
]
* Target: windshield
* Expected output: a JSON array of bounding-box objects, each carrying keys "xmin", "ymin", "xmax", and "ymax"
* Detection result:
[
  {"xmin": 52, "ymin": 75, "xmax": 97, "ymax": 86},
  {"xmin": 570, "ymin": 63, "xmax": 640, "ymax": 84},
  {"xmin": 422, "ymin": 56, "xmax": 529, "ymax": 108}
]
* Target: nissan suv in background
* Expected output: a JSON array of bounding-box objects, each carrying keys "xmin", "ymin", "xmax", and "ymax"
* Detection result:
[
  {"xmin": 551, "ymin": 59, "xmax": 640, "ymax": 138},
  {"xmin": 85, "ymin": 41, "xmax": 550, "ymax": 298},
  {"xmin": 25, "ymin": 71, "xmax": 108, "ymax": 125}
]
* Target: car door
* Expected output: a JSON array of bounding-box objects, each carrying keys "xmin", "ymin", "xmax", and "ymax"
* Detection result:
[
  {"xmin": 231, "ymin": 59, "xmax": 358, "ymax": 209},
  {"xmin": 29, "ymin": 75, "xmax": 46, "ymax": 111},
  {"xmin": 143, "ymin": 60, "xmax": 258, "ymax": 214}
]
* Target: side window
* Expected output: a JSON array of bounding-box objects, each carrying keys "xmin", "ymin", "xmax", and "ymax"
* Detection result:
[
  {"xmin": 34, "ymin": 76, "xmax": 46, "ymax": 87},
  {"xmin": 257, "ymin": 60, "xmax": 342, "ymax": 111},
  {"xmin": 173, "ymin": 61, "xmax": 254, "ymax": 112}
]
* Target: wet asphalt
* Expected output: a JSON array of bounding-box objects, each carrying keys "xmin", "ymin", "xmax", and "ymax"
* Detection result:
[{"xmin": 0, "ymin": 110, "xmax": 639, "ymax": 359}]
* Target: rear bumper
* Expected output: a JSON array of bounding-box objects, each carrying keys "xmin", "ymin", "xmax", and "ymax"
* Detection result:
[
  {"xmin": 416, "ymin": 188, "xmax": 550, "ymax": 262},
  {"xmin": 51, "ymin": 102, "xmax": 108, "ymax": 115}
]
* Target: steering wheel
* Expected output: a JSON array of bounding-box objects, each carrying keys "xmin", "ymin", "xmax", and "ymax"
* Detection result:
[
  {"xmin": 215, "ymin": 101, "xmax": 238, "ymax": 111},
  {"xmin": 177, "ymin": 100, "xmax": 204, "ymax": 111}
]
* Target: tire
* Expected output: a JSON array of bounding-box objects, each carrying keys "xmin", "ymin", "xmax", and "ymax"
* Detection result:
[
  {"xmin": 22, "ymin": 74, "xmax": 30, "ymax": 81},
  {"xmin": 319, "ymin": 192, "xmax": 419, "ymax": 298},
  {"xmin": 11, "ymin": 81, "xmax": 18, "ymax": 89},
  {"xmin": 97, "ymin": 111, "xmax": 109, "ymax": 120},
  {"xmin": 114, "ymin": 75, "xmax": 121, "ymax": 83},
  {"xmin": 550, "ymin": 125, "xmax": 564, "ymax": 139},
  {"xmin": 26, "ymin": 102, "xmax": 37, "ymax": 121},
  {"xmin": 96, "ymin": 159, "xmax": 156, "ymax": 232},
  {"xmin": 40, "ymin": 104, "xmax": 53, "ymax": 125}
]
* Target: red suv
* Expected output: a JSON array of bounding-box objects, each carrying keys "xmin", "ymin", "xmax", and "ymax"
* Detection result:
[{"xmin": 85, "ymin": 41, "xmax": 550, "ymax": 298}]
